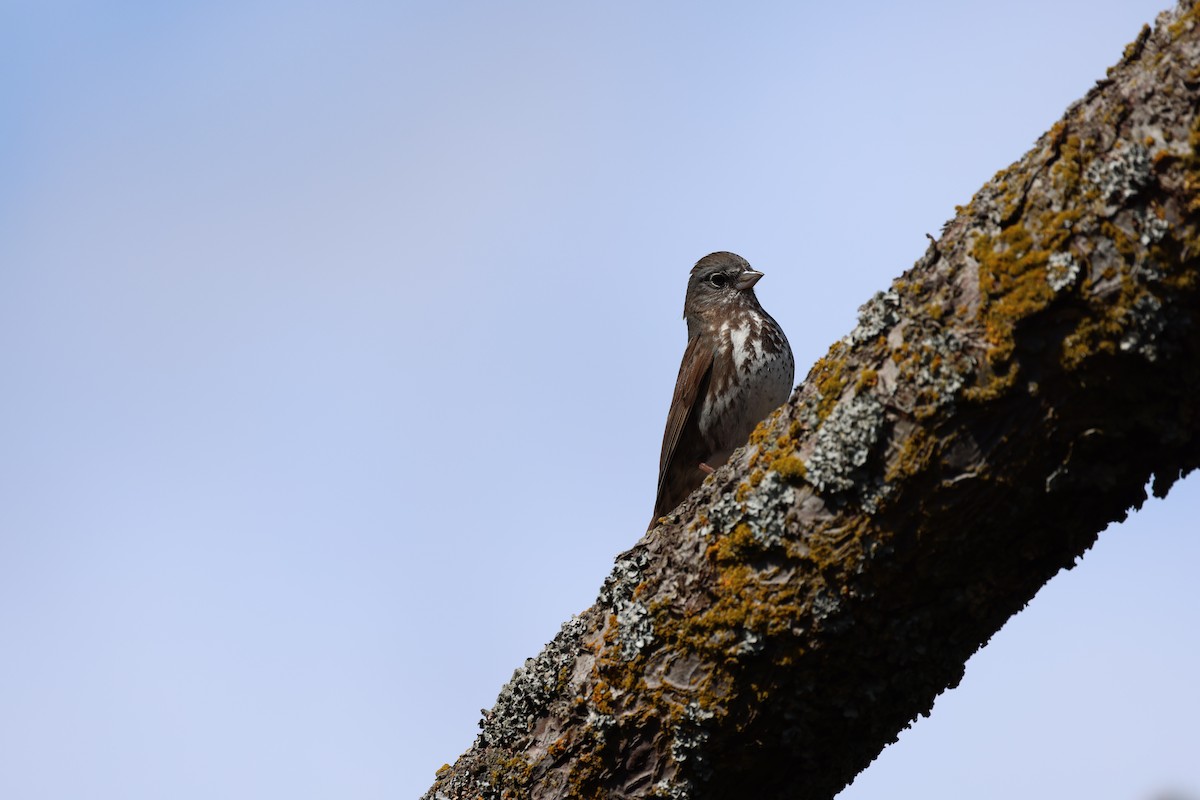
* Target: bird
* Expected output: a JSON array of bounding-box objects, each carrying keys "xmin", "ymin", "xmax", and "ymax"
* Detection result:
[{"xmin": 652, "ymin": 252, "xmax": 794, "ymax": 524}]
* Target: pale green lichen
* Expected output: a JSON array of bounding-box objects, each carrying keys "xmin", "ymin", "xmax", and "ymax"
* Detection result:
[
  {"xmin": 478, "ymin": 615, "xmax": 587, "ymax": 749},
  {"xmin": 845, "ymin": 289, "xmax": 901, "ymax": 345},
  {"xmin": 598, "ymin": 549, "xmax": 654, "ymax": 660},
  {"xmin": 1084, "ymin": 141, "xmax": 1151, "ymax": 206},
  {"xmin": 1047, "ymin": 251, "xmax": 1082, "ymax": 292},
  {"xmin": 1118, "ymin": 292, "xmax": 1167, "ymax": 360},
  {"xmin": 699, "ymin": 469, "xmax": 795, "ymax": 547},
  {"xmin": 804, "ymin": 394, "xmax": 886, "ymax": 500}
]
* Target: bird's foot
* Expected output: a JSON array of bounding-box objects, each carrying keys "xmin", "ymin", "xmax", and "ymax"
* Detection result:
[{"xmin": 699, "ymin": 463, "xmax": 716, "ymax": 475}]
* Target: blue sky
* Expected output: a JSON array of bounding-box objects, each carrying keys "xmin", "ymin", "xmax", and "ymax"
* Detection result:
[{"xmin": 2, "ymin": 2, "xmax": 1196, "ymax": 799}]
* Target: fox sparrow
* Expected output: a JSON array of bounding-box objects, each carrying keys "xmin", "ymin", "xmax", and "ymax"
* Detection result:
[{"xmin": 652, "ymin": 252, "xmax": 794, "ymax": 523}]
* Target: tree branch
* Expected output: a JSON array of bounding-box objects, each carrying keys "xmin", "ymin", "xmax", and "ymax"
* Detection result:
[{"xmin": 425, "ymin": 4, "xmax": 1200, "ymax": 798}]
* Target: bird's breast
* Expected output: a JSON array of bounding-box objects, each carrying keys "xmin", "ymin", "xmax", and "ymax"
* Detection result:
[{"xmin": 698, "ymin": 312, "xmax": 795, "ymax": 464}]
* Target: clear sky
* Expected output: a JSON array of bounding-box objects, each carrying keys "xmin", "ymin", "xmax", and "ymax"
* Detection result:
[{"xmin": 2, "ymin": 2, "xmax": 1196, "ymax": 799}]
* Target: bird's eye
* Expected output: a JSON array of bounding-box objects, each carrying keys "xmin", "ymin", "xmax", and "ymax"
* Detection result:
[{"xmin": 709, "ymin": 273, "xmax": 728, "ymax": 288}]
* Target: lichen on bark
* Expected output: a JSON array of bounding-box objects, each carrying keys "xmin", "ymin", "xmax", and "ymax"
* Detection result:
[{"xmin": 425, "ymin": 4, "xmax": 1200, "ymax": 799}]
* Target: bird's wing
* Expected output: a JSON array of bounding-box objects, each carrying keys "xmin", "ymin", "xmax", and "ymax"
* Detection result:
[{"xmin": 655, "ymin": 334, "xmax": 714, "ymax": 511}]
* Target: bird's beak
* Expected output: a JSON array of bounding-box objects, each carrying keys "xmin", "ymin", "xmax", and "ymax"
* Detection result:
[{"xmin": 735, "ymin": 269, "xmax": 764, "ymax": 290}]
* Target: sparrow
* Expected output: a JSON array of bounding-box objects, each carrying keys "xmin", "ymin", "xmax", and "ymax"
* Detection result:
[{"xmin": 652, "ymin": 252, "xmax": 794, "ymax": 523}]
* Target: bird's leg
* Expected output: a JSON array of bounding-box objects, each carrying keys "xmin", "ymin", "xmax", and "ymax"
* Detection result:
[{"xmin": 699, "ymin": 463, "xmax": 716, "ymax": 475}]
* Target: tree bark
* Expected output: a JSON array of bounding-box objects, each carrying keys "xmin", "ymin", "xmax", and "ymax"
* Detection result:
[{"xmin": 425, "ymin": 4, "xmax": 1200, "ymax": 798}]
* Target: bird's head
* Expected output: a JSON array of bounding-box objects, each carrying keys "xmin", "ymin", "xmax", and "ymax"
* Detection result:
[{"xmin": 683, "ymin": 251, "xmax": 765, "ymax": 329}]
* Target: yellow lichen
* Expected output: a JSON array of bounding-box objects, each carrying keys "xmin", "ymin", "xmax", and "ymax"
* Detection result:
[
  {"xmin": 706, "ymin": 523, "xmax": 758, "ymax": 564},
  {"xmin": 771, "ymin": 454, "xmax": 807, "ymax": 483},
  {"xmin": 814, "ymin": 360, "xmax": 849, "ymax": 419},
  {"xmin": 886, "ymin": 429, "xmax": 939, "ymax": 482}
]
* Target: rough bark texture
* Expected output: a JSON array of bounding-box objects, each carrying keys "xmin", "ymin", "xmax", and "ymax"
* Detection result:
[{"xmin": 425, "ymin": 5, "xmax": 1200, "ymax": 799}]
